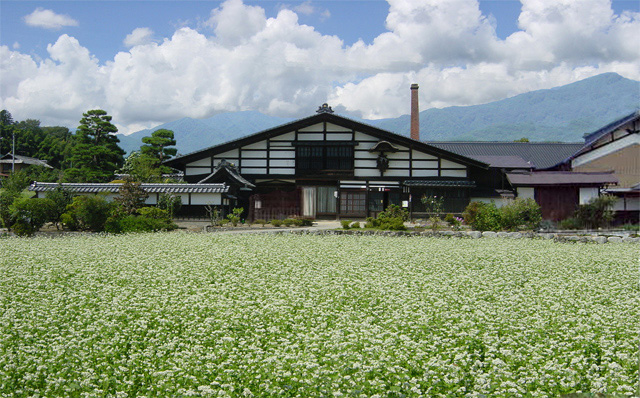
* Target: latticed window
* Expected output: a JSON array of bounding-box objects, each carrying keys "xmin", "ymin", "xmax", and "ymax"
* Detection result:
[{"xmin": 296, "ymin": 145, "xmax": 353, "ymax": 172}]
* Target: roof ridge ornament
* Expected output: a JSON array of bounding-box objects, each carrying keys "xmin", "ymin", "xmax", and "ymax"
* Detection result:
[{"xmin": 316, "ymin": 103, "xmax": 334, "ymax": 114}]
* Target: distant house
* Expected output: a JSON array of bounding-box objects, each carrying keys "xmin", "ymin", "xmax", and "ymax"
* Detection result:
[
  {"xmin": 556, "ymin": 110, "xmax": 640, "ymax": 223},
  {"xmin": 429, "ymin": 141, "xmax": 620, "ymax": 220},
  {"xmin": 0, "ymin": 154, "xmax": 53, "ymax": 174}
]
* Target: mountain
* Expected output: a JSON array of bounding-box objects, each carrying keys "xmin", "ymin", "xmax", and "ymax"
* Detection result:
[
  {"xmin": 117, "ymin": 111, "xmax": 293, "ymax": 155},
  {"xmin": 117, "ymin": 73, "xmax": 640, "ymax": 154},
  {"xmin": 371, "ymin": 73, "xmax": 640, "ymax": 141}
]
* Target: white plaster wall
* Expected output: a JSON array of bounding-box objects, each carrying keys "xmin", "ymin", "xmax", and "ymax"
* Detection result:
[
  {"xmin": 441, "ymin": 169, "xmax": 467, "ymax": 178},
  {"xmin": 242, "ymin": 159, "xmax": 267, "ymax": 167},
  {"xmin": 613, "ymin": 196, "xmax": 640, "ymax": 211},
  {"xmin": 326, "ymin": 133, "xmax": 353, "ymax": 141},
  {"xmin": 412, "ymin": 150, "xmax": 437, "ymax": 160},
  {"xmin": 297, "ymin": 133, "xmax": 324, "ymax": 141},
  {"xmin": 190, "ymin": 193, "xmax": 222, "ymax": 206},
  {"xmin": 270, "ymin": 159, "xmax": 295, "ymax": 168},
  {"xmin": 272, "ymin": 150, "xmax": 295, "ymax": 159},
  {"xmin": 299, "ymin": 123, "xmax": 323, "ymax": 132},
  {"xmin": 412, "ymin": 169, "xmax": 439, "ymax": 177},
  {"xmin": 440, "ymin": 159, "xmax": 465, "ymax": 169},
  {"xmin": 572, "ymin": 134, "xmax": 640, "ymax": 167},
  {"xmin": 326, "ymin": 123, "xmax": 352, "ymax": 132},
  {"xmin": 243, "ymin": 141, "xmax": 267, "ymax": 150}
]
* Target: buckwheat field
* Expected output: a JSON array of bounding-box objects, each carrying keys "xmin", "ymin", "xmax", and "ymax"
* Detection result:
[{"xmin": 1, "ymin": 233, "xmax": 638, "ymax": 397}]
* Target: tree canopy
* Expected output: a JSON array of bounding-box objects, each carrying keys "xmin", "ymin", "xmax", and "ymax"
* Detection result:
[
  {"xmin": 65, "ymin": 109, "xmax": 125, "ymax": 182},
  {"xmin": 141, "ymin": 129, "xmax": 177, "ymax": 163}
]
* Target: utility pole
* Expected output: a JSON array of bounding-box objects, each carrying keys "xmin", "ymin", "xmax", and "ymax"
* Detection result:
[{"xmin": 12, "ymin": 130, "xmax": 15, "ymax": 173}]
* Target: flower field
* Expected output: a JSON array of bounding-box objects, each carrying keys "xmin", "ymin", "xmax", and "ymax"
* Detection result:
[{"xmin": 1, "ymin": 233, "xmax": 638, "ymax": 397}]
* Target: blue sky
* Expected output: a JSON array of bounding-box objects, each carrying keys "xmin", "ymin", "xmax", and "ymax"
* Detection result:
[{"xmin": 1, "ymin": 0, "xmax": 639, "ymax": 133}]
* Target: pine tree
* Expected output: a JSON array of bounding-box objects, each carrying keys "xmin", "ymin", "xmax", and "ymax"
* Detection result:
[{"xmin": 65, "ymin": 110, "xmax": 125, "ymax": 182}]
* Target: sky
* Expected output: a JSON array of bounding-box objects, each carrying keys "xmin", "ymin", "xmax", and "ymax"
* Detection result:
[{"xmin": 1, "ymin": 0, "xmax": 639, "ymax": 135}]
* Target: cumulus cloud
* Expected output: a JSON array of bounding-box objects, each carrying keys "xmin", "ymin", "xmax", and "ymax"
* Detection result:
[
  {"xmin": 23, "ymin": 8, "xmax": 78, "ymax": 30},
  {"xmin": 2, "ymin": 0, "xmax": 639, "ymax": 133},
  {"xmin": 124, "ymin": 28, "xmax": 155, "ymax": 48}
]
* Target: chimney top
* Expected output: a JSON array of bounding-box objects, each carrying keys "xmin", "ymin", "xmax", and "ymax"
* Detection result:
[{"xmin": 410, "ymin": 84, "xmax": 420, "ymax": 141}]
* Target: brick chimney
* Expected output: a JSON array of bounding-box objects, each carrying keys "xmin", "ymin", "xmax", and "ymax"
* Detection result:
[{"xmin": 410, "ymin": 83, "xmax": 419, "ymax": 141}]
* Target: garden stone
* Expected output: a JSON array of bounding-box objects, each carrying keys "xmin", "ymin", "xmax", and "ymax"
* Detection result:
[
  {"xmin": 468, "ymin": 231, "xmax": 482, "ymax": 239},
  {"xmin": 482, "ymin": 231, "xmax": 497, "ymax": 238},
  {"xmin": 593, "ymin": 236, "xmax": 607, "ymax": 244},
  {"xmin": 623, "ymin": 237, "xmax": 638, "ymax": 244},
  {"xmin": 497, "ymin": 231, "xmax": 509, "ymax": 238},
  {"xmin": 442, "ymin": 231, "xmax": 455, "ymax": 237},
  {"xmin": 509, "ymin": 232, "xmax": 523, "ymax": 239},
  {"xmin": 607, "ymin": 236, "xmax": 623, "ymax": 243}
]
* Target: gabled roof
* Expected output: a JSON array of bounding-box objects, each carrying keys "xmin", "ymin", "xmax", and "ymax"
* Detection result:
[
  {"xmin": 0, "ymin": 154, "xmax": 53, "ymax": 168},
  {"xmin": 164, "ymin": 112, "xmax": 488, "ymax": 170},
  {"xmin": 29, "ymin": 182, "xmax": 229, "ymax": 194},
  {"xmin": 582, "ymin": 110, "xmax": 640, "ymax": 145},
  {"xmin": 427, "ymin": 142, "xmax": 583, "ymax": 169},
  {"xmin": 506, "ymin": 171, "xmax": 618, "ymax": 186},
  {"xmin": 198, "ymin": 160, "xmax": 255, "ymax": 188}
]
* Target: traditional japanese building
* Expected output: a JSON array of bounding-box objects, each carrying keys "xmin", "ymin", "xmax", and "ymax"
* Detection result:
[{"xmin": 164, "ymin": 104, "xmax": 528, "ymax": 220}]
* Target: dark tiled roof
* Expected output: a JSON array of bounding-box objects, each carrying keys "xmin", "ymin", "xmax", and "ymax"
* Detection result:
[
  {"xmin": 198, "ymin": 160, "xmax": 255, "ymax": 188},
  {"xmin": 471, "ymin": 155, "xmax": 533, "ymax": 169},
  {"xmin": 404, "ymin": 180, "xmax": 476, "ymax": 188},
  {"xmin": 29, "ymin": 182, "xmax": 229, "ymax": 194},
  {"xmin": 506, "ymin": 171, "xmax": 618, "ymax": 186},
  {"xmin": 427, "ymin": 142, "xmax": 583, "ymax": 169}
]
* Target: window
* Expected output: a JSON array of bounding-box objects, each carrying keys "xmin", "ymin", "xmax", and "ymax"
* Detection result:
[
  {"xmin": 296, "ymin": 145, "xmax": 353, "ymax": 172},
  {"xmin": 340, "ymin": 191, "xmax": 366, "ymax": 216}
]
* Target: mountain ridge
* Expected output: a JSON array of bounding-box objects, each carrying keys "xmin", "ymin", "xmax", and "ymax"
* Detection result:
[{"xmin": 117, "ymin": 73, "xmax": 640, "ymax": 155}]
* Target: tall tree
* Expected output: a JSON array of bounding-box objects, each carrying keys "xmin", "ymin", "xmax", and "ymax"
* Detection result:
[
  {"xmin": 65, "ymin": 110, "xmax": 125, "ymax": 182},
  {"xmin": 0, "ymin": 110, "xmax": 14, "ymax": 155},
  {"xmin": 141, "ymin": 129, "xmax": 177, "ymax": 163}
]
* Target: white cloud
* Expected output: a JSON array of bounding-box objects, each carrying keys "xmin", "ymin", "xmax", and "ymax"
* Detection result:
[
  {"xmin": 2, "ymin": 0, "xmax": 639, "ymax": 133},
  {"xmin": 23, "ymin": 8, "xmax": 78, "ymax": 30},
  {"xmin": 12, "ymin": 42, "xmax": 20, "ymax": 50},
  {"xmin": 124, "ymin": 28, "xmax": 155, "ymax": 48}
]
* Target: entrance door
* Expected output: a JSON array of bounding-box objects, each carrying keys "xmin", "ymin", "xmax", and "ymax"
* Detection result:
[{"xmin": 340, "ymin": 190, "xmax": 366, "ymax": 218}]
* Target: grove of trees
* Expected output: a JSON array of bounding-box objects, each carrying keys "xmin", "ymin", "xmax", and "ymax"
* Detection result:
[{"xmin": 0, "ymin": 109, "xmax": 177, "ymax": 184}]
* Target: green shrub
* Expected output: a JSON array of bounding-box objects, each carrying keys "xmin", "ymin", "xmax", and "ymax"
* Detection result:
[
  {"xmin": 226, "ymin": 207, "xmax": 244, "ymax": 226},
  {"xmin": 137, "ymin": 207, "xmax": 171, "ymax": 221},
  {"xmin": 0, "ymin": 190, "xmax": 20, "ymax": 229},
  {"xmin": 62, "ymin": 195, "xmax": 113, "ymax": 232},
  {"xmin": 378, "ymin": 205, "xmax": 408, "ymax": 221},
  {"xmin": 350, "ymin": 221, "xmax": 361, "ymax": 229},
  {"xmin": 293, "ymin": 217, "xmax": 313, "ymax": 226},
  {"xmin": 462, "ymin": 201, "xmax": 484, "ymax": 226},
  {"xmin": 574, "ymin": 195, "xmax": 616, "ymax": 229},
  {"xmin": 341, "ymin": 220, "xmax": 352, "ymax": 229},
  {"xmin": 254, "ymin": 219, "xmax": 267, "ymax": 227},
  {"xmin": 472, "ymin": 202, "xmax": 501, "ymax": 231},
  {"xmin": 500, "ymin": 198, "xmax": 542, "ymax": 231},
  {"xmin": 270, "ymin": 219, "xmax": 282, "ymax": 227},
  {"xmin": 157, "ymin": 193, "xmax": 182, "ymax": 218},
  {"xmin": 45, "ymin": 186, "xmax": 74, "ymax": 230},
  {"xmin": 364, "ymin": 217, "xmax": 379, "ymax": 228},
  {"xmin": 378, "ymin": 217, "xmax": 407, "ymax": 231},
  {"xmin": 9, "ymin": 197, "xmax": 57, "ymax": 236},
  {"xmin": 282, "ymin": 218, "xmax": 295, "ymax": 227},
  {"xmin": 558, "ymin": 217, "xmax": 581, "ymax": 230}
]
